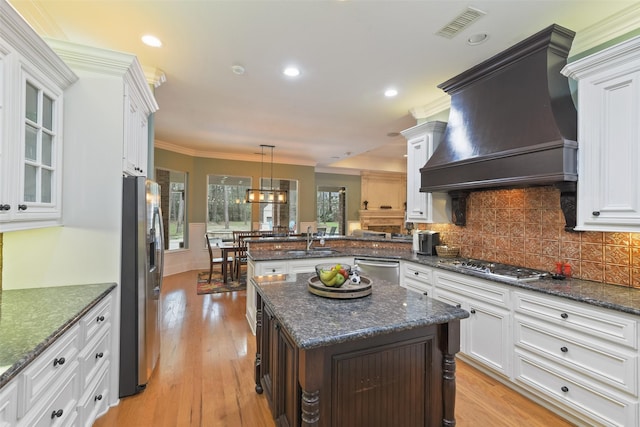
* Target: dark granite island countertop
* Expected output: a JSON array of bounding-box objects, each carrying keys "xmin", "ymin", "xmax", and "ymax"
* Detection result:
[
  {"xmin": 252, "ymin": 273, "xmax": 469, "ymax": 349},
  {"xmin": 0, "ymin": 283, "xmax": 116, "ymax": 388},
  {"xmin": 253, "ymin": 273, "xmax": 469, "ymax": 427}
]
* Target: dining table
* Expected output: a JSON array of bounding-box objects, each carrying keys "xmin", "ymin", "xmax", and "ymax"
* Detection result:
[{"xmin": 216, "ymin": 241, "xmax": 246, "ymax": 283}]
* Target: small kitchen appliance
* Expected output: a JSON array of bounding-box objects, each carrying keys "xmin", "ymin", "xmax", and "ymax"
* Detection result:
[{"xmin": 412, "ymin": 230, "xmax": 440, "ymax": 255}]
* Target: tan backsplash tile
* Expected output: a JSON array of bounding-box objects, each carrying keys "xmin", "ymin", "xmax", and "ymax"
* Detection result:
[{"xmin": 420, "ymin": 187, "xmax": 640, "ymax": 288}]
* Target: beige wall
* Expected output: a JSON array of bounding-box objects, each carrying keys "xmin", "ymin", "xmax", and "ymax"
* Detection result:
[
  {"xmin": 419, "ymin": 186, "xmax": 640, "ymax": 288},
  {"xmin": 154, "ymin": 148, "xmax": 362, "ymax": 230}
]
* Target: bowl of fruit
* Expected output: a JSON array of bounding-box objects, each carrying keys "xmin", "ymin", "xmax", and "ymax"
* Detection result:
[{"xmin": 315, "ymin": 263, "xmax": 351, "ymax": 288}]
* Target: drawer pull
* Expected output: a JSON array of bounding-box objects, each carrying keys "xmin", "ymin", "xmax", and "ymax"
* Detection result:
[
  {"xmin": 96, "ymin": 352, "xmax": 104, "ymax": 359},
  {"xmin": 423, "ymin": 292, "xmax": 428, "ymax": 296},
  {"xmin": 51, "ymin": 409, "xmax": 64, "ymax": 419},
  {"xmin": 560, "ymin": 346, "xmax": 568, "ymax": 353},
  {"xmin": 94, "ymin": 394, "xmax": 103, "ymax": 402},
  {"xmin": 470, "ymin": 309, "xmax": 476, "ymax": 314},
  {"xmin": 0, "ymin": 204, "xmax": 10, "ymax": 211},
  {"xmin": 414, "ymin": 271, "xmax": 419, "ymax": 276},
  {"xmin": 592, "ymin": 211, "xmax": 601, "ymax": 216},
  {"xmin": 53, "ymin": 357, "xmax": 66, "ymax": 367},
  {"xmin": 17, "ymin": 204, "xmax": 27, "ymax": 211},
  {"xmin": 456, "ymin": 304, "xmax": 461, "ymax": 308},
  {"xmin": 97, "ymin": 315, "xmax": 105, "ymax": 322},
  {"xmin": 561, "ymin": 386, "xmax": 569, "ymax": 393},
  {"xmin": 560, "ymin": 312, "xmax": 568, "ymax": 319}
]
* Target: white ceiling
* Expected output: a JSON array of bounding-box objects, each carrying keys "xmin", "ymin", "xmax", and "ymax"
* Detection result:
[{"xmin": 8, "ymin": 0, "xmax": 637, "ymax": 173}]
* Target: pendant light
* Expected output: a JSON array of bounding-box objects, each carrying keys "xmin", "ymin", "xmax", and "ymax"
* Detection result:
[{"xmin": 245, "ymin": 145, "xmax": 288, "ymax": 204}]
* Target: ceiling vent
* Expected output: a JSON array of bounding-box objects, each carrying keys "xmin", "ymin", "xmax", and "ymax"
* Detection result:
[{"xmin": 436, "ymin": 7, "xmax": 486, "ymax": 39}]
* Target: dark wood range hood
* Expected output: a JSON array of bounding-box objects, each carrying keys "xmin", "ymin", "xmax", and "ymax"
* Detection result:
[{"xmin": 421, "ymin": 24, "xmax": 578, "ymax": 230}]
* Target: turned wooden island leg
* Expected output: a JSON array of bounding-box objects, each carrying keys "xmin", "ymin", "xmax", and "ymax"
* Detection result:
[
  {"xmin": 254, "ymin": 296, "xmax": 263, "ymax": 394},
  {"xmin": 441, "ymin": 320, "xmax": 461, "ymax": 427},
  {"xmin": 298, "ymin": 348, "xmax": 325, "ymax": 426}
]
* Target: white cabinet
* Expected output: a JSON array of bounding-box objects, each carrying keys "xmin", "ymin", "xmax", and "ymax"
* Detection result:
[
  {"xmin": 562, "ymin": 36, "xmax": 640, "ymax": 232},
  {"xmin": 513, "ymin": 290, "xmax": 638, "ymax": 427},
  {"xmin": 2, "ymin": 290, "xmax": 115, "ymax": 427},
  {"xmin": 45, "ymin": 39, "xmax": 158, "ymax": 180},
  {"xmin": 0, "ymin": 380, "xmax": 18, "ymax": 426},
  {"xmin": 246, "ymin": 256, "xmax": 354, "ymax": 334},
  {"xmin": 0, "ymin": 1, "xmax": 76, "ymax": 232},
  {"xmin": 433, "ymin": 270, "xmax": 512, "ymax": 378},
  {"xmin": 401, "ymin": 121, "xmax": 449, "ymax": 223},
  {"xmin": 123, "ymin": 81, "xmax": 150, "ymax": 176},
  {"xmin": 400, "ymin": 261, "xmax": 434, "ymax": 296}
]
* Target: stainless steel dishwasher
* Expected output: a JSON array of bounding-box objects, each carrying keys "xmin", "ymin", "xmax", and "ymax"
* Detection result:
[{"xmin": 354, "ymin": 257, "xmax": 400, "ymax": 284}]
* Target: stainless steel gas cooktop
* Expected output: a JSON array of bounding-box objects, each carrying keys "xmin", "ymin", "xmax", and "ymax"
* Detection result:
[{"xmin": 438, "ymin": 259, "xmax": 548, "ymax": 282}]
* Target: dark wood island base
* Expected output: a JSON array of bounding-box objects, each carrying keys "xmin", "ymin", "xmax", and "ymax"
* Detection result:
[{"xmin": 254, "ymin": 283, "xmax": 463, "ymax": 427}]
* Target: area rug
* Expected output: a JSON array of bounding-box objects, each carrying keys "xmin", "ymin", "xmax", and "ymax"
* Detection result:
[{"xmin": 197, "ymin": 270, "xmax": 247, "ymax": 295}]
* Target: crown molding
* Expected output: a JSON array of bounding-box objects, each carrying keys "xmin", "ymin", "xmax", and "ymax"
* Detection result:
[
  {"xmin": 408, "ymin": 95, "xmax": 450, "ymax": 120},
  {"xmin": 571, "ymin": 3, "xmax": 640, "ymax": 56}
]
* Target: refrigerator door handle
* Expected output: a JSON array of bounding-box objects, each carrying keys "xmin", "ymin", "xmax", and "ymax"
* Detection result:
[{"xmin": 151, "ymin": 207, "xmax": 165, "ymax": 299}]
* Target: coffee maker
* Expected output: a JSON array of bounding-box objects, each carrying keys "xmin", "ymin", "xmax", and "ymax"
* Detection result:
[{"xmin": 412, "ymin": 230, "xmax": 440, "ymax": 255}]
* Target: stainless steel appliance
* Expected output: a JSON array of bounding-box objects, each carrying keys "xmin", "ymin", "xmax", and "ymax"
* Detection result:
[
  {"xmin": 354, "ymin": 257, "xmax": 400, "ymax": 285},
  {"xmin": 119, "ymin": 176, "xmax": 165, "ymax": 397},
  {"xmin": 413, "ymin": 231, "xmax": 440, "ymax": 255},
  {"xmin": 438, "ymin": 259, "xmax": 547, "ymax": 282}
]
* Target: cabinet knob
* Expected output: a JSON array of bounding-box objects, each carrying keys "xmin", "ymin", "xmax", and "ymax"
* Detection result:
[
  {"xmin": 592, "ymin": 211, "xmax": 601, "ymax": 216},
  {"xmin": 271, "ymin": 269, "xmax": 276, "ymax": 273},
  {"xmin": 561, "ymin": 386, "xmax": 569, "ymax": 393},
  {"xmin": 423, "ymin": 292, "xmax": 428, "ymax": 296},
  {"xmin": 0, "ymin": 204, "xmax": 10, "ymax": 211},
  {"xmin": 17, "ymin": 204, "xmax": 27, "ymax": 211},
  {"xmin": 275, "ymin": 323, "xmax": 281, "ymax": 331},
  {"xmin": 53, "ymin": 357, "xmax": 65, "ymax": 367},
  {"xmin": 456, "ymin": 304, "xmax": 461, "ymax": 308},
  {"xmin": 560, "ymin": 346, "xmax": 568, "ymax": 353},
  {"xmin": 51, "ymin": 409, "xmax": 64, "ymax": 419},
  {"xmin": 94, "ymin": 394, "xmax": 103, "ymax": 402},
  {"xmin": 97, "ymin": 315, "xmax": 105, "ymax": 322},
  {"xmin": 96, "ymin": 352, "xmax": 104, "ymax": 359},
  {"xmin": 560, "ymin": 312, "xmax": 568, "ymax": 319},
  {"xmin": 470, "ymin": 309, "xmax": 476, "ymax": 314}
]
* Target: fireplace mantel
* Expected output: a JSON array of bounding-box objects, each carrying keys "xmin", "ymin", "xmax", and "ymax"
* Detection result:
[{"xmin": 359, "ymin": 209, "xmax": 405, "ymax": 233}]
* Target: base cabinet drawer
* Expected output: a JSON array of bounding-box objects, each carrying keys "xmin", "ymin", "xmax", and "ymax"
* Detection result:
[
  {"xmin": 514, "ymin": 350, "xmax": 637, "ymax": 427},
  {"xmin": 19, "ymin": 324, "xmax": 80, "ymax": 417},
  {"xmin": 77, "ymin": 363, "xmax": 110, "ymax": 427},
  {"xmin": 18, "ymin": 364, "xmax": 80, "ymax": 427},
  {"xmin": 78, "ymin": 329, "xmax": 111, "ymax": 391},
  {"xmin": 0, "ymin": 380, "xmax": 18, "ymax": 425},
  {"xmin": 515, "ymin": 317, "xmax": 637, "ymax": 395}
]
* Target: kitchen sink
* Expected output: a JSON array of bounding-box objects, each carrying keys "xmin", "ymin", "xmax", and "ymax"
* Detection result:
[{"xmin": 285, "ymin": 249, "xmax": 339, "ymax": 256}]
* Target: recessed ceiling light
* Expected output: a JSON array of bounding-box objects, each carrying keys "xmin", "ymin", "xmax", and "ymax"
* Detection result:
[
  {"xmin": 467, "ymin": 33, "xmax": 489, "ymax": 46},
  {"xmin": 231, "ymin": 65, "xmax": 245, "ymax": 75},
  {"xmin": 283, "ymin": 66, "xmax": 300, "ymax": 77},
  {"xmin": 141, "ymin": 34, "xmax": 162, "ymax": 47},
  {"xmin": 385, "ymin": 88, "xmax": 398, "ymax": 98}
]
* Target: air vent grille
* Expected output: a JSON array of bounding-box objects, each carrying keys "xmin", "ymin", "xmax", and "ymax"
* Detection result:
[{"xmin": 436, "ymin": 7, "xmax": 486, "ymax": 39}]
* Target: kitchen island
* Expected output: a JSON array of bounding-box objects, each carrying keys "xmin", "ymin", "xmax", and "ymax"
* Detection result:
[{"xmin": 253, "ymin": 273, "xmax": 469, "ymax": 427}]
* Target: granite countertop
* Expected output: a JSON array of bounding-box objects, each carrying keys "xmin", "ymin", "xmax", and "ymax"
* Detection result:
[
  {"xmin": 0, "ymin": 283, "xmax": 116, "ymax": 388},
  {"xmin": 253, "ymin": 273, "xmax": 469, "ymax": 350},
  {"xmin": 249, "ymin": 248, "xmax": 640, "ymax": 316}
]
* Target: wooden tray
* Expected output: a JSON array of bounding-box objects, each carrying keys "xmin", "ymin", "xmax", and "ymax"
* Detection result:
[{"xmin": 307, "ymin": 276, "xmax": 372, "ymax": 299}]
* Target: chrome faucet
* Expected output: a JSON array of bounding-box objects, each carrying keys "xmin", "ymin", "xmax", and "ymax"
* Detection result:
[{"xmin": 306, "ymin": 226, "xmax": 313, "ymax": 251}]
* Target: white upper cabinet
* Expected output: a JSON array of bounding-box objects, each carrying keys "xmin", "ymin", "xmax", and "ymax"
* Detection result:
[
  {"xmin": 401, "ymin": 121, "xmax": 450, "ymax": 223},
  {"xmin": 0, "ymin": 1, "xmax": 77, "ymax": 232},
  {"xmin": 562, "ymin": 36, "xmax": 640, "ymax": 232}
]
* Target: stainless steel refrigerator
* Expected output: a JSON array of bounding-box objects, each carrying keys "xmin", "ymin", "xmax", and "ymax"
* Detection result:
[{"xmin": 119, "ymin": 176, "xmax": 165, "ymax": 397}]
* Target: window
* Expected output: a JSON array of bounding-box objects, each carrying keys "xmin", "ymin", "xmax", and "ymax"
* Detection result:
[
  {"xmin": 156, "ymin": 168, "xmax": 187, "ymax": 250},
  {"xmin": 257, "ymin": 178, "xmax": 298, "ymax": 232},
  {"xmin": 207, "ymin": 175, "xmax": 252, "ymax": 240},
  {"xmin": 317, "ymin": 187, "xmax": 345, "ymax": 235}
]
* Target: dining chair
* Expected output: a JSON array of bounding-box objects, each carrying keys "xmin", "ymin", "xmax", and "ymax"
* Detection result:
[{"xmin": 205, "ymin": 233, "xmax": 233, "ymax": 284}]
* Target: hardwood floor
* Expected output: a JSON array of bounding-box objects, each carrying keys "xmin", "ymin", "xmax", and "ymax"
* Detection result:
[{"xmin": 94, "ymin": 270, "xmax": 574, "ymax": 427}]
